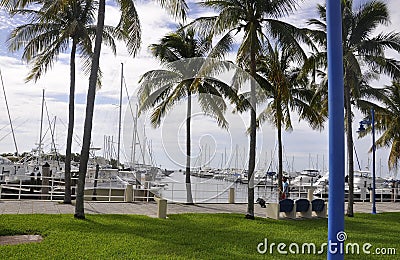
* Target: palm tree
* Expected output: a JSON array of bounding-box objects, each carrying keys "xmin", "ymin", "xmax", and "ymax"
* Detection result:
[
  {"xmin": 256, "ymin": 43, "xmax": 326, "ymax": 200},
  {"xmin": 373, "ymin": 82, "xmax": 400, "ymax": 171},
  {"xmin": 74, "ymin": 0, "xmax": 187, "ymax": 219},
  {"xmin": 189, "ymin": 0, "xmax": 312, "ymax": 219},
  {"xmin": 7, "ymin": 0, "xmax": 122, "ymax": 204},
  {"xmin": 138, "ymin": 26, "xmax": 236, "ymax": 204},
  {"xmin": 307, "ymin": 0, "xmax": 400, "ymax": 216}
]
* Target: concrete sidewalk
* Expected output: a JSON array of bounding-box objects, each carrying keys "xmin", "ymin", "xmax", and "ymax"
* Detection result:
[{"xmin": 0, "ymin": 200, "xmax": 399, "ymax": 217}]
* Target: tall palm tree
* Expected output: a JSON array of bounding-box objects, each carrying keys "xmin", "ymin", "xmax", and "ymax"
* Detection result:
[
  {"xmin": 307, "ymin": 0, "xmax": 400, "ymax": 216},
  {"xmin": 373, "ymin": 82, "xmax": 400, "ymax": 171},
  {"xmin": 256, "ymin": 43, "xmax": 326, "ymax": 199},
  {"xmin": 138, "ymin": 26, "xmax": 236, "ymax": 204},
  {"xmin": 189, "ymin": 0, "xmax": 312, "ymax": 218},
  {"xmin": 75, "ymin": 0, "xmax": 187, "ymax": 219},
  {"xmin": 7, "ymin": 0, "xmax": 122, "ymax": 204}
]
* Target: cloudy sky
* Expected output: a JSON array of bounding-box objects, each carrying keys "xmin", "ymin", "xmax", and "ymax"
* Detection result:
[{"xmin": 0, "ymin": 0, "xmax": 399, "ymax": 177}]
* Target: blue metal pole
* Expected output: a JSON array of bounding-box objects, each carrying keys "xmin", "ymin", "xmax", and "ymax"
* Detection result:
[
  {"xmin": 327, "ymin": 0, "xmax": 345, "ymax": 259},
  {"xmin": 371, "ymin": 108, "xmax": 376, "ymax": 214}
]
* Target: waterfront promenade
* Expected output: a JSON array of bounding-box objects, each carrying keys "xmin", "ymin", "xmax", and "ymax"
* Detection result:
[{"xmin": 0, "ymin": 200, "xmax": 399, "ymax": 217}]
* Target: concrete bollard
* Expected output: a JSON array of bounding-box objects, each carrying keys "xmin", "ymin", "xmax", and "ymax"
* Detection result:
[
  {"xmin": 360, "ymin": 188, "xmax": 367, "ymax": 202},
  {"xmin": 41, "ymin": 162, "xmax": 50, "ymax": 200},
  {"xmin": 155, "ymin": 197, "xmax": 167, "ymax": 219},
  {"xmin": 144, "ymin": 174, "xmax": 151, "ymax": 189},
  {"xmin": 369, "ymin": 190, "xmax": 373, "ymax": 203},
  {"xmin": 228, "ymin": 187, "xmax": 235, "ymax": 204},
  {"xmin": 307, "ymin": 187, "xmax": 315, "ymax": 201},
  {"xmin": 135, "ymin": 172, "xmax": 141, "ymax": 188},
  {"xmin": 92, "ymin": 164, "xmax": 100, "ymax": 201},
  {"xmin": 125, "ymin": 184, "xmax": 133, "ymax": 202}
]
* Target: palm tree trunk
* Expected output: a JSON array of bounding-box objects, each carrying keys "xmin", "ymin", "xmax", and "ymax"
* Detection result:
[
  {"xmin": 186, "ymin": 91, "xmax": 194, "ymax": 204},
  {"xmin": 277, "ymin": 106, "xmax": 283, "ymax": 200},
  {"xmin": 64, "ymin": 38, "xmax": 77, "ymax": 204},
  {"xmin": 345, "ymin": 85, "xmax": 354, "ymax": 217},
  {"xmin": 74, "ymin": 0, "xmax": 105, "ymax": 219},
  {"xmin": 246, "ymin": 42, "xmax": 257, "ymax": 219}
]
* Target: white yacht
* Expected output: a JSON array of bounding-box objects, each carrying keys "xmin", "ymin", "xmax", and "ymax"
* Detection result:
[
  {"xmin": 290, "ymin": 169, "xmax": 321, "ymax": 190},
  {"xmin": 0, "ymin": 155, "xmax": 26, "ymax": 182},
  {"xmin": 313, "ymin": 170, "xmax": 394, "ymax": 200}
]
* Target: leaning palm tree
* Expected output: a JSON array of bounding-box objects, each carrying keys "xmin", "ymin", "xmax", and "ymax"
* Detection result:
[
  {"xmin": 188, "ymin": 0, "xmax": 313, "ymax": 219},
  {"xmin": 75, "ymin": 0, "xmax": 187, "ymax": 219},
  {"xmin": 256, "ymin": 43, "xmax": 326, "ymax": 200},
  {"xmin": 138, "ymin": 26, "xmax": 236, "ymax": 204},
  {"xmin": 307, "ymin": 0, "xmax": 400, "ymax": 216},
  {"xmin": 7, "ymin": 0, "xmax": 122, "ymax": 204}
]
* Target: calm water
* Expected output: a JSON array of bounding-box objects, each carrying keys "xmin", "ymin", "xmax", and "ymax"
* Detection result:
[{"xmin": 158, "ymin": 172, "xmax": 281, "ymax": 203}]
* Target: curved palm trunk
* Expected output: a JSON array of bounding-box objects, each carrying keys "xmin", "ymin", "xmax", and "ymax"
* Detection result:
[
  {"xmin": 64, "ymin": 38, "xmax": 77, "ymax": 204},
  {"xmin": 246, "ymin": 43, "xmax": 257, "ymax": 219},
  {"xmin": 186, "ymin": 92, "xmax": 194, "ymax": 204},
  {"xmin": 345, "ymin": 85, "xmax": 354, "ymax": 217},
  {"xmin": 75, "ymin": 0, "xmax": 105, "ymax": 219}
]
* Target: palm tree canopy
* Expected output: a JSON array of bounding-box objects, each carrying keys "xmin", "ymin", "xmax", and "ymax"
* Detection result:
[
  {"xmin": 188, "ymin": 0, "xmax": 314, "ymax": 70},
  {"xmin": 306, "ymin": 0, "xmax": 400, "ymax": 130},
  {"xmin": 371, "ymin": 82, "xmax": 400, "ymax": 170},
  {"xmin": 308, "ymin": 0, "xmax": 400, "ymax": 84},
  {"xmin": 6, "ymin": 0, "xmax": 139, "ymax": 84},
  {"xmin": 0, "ymin": 0, "xmax": 40, "ymax": 9},
  {"xmin": 138, "ymin": 26, "xmax": 237, "ymax": 128},
  {"xmin": 150, "ymin": 26, "xmax": 211, "ymax": 62},
  {"xmin": 256, "ymin": 43, "xmax": 326, "ymax": 132}
]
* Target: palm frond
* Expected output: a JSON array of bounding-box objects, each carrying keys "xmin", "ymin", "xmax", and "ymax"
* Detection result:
[
  {"xmin": 156, "ymin": 0, "xmax": 188, "ymax": 20},
  {"xmin": 350, "ymin": 0, "xmax": 389, "ymax": 45},
  {"xmin": 115, "ymin": 0, "xmax": 141, "ymax": 56}
]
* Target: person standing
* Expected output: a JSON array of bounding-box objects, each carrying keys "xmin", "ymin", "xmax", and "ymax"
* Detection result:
[
  {"xmin": 282, "ymin": 177, "xmax": 289, "ymax": 200},
  {"xmin": 280, "ymin": 177, "xmax": 289, "ymax": 200}
]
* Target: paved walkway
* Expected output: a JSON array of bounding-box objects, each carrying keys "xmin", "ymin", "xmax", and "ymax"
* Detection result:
[{"xmin": 0, "ymin": 200, "xmax": 399, "ymax": 217}]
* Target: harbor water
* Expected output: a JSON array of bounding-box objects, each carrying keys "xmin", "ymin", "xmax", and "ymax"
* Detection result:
[{"xmin": 157, "ymin": 171, "xmax": 281, "ymax": 203}]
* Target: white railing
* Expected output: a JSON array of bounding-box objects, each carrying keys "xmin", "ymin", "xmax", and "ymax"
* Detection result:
[
  {"xmin": 0, "ymin": 176, "xmax": 147, "ymax": 202},
  {"xmin": 1, "ymin": 176, "xmax": 398, "ymax": 203}
]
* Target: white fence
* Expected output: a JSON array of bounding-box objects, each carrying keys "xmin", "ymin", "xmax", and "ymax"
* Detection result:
[{"xmin": 1, "ymin": 176, "xmax": 398, "ymax": 203}]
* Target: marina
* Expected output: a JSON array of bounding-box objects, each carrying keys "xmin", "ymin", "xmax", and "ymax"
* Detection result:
[{"xmin": 1, "ymin": 157, "xmax": 399, "ymax": 204}]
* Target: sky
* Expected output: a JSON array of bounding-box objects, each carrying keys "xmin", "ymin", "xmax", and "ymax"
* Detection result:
[{"xmin": 0, "ymin": 0, "xmax": 399, "ymax": 177}]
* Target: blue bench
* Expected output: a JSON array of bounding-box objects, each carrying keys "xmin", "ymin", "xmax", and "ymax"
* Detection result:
[
  {"xmin": 295, "ymin": 199, "xmax": 312, "ymax": 218},
  {"xmin": 266, "ymin": 199, "xmax": 296, "ymax": 219},
  {"xmin": 311, "ymin": 199, "xmax": 327, "ymax": 218},
  {"xmin": 280, "ymin": 199, "xmax": 294, "ymax": 212}
]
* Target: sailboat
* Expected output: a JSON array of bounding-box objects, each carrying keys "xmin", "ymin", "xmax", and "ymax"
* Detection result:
[{"xmin": 83, "ymin": 63, "xmax": 163, "ymax": 199}]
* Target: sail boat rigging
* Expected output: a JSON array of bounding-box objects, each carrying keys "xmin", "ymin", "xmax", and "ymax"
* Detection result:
[
  {"xmin": 117, "ymin": 63, "xmax": 123, "ymax": 169},
  {"xmin": 0, "ymin": 68, "xmax": 18, "ymax": 155}
]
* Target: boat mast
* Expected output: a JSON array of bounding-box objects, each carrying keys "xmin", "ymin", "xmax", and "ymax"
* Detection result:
[
  {"xmin": 142, "ymin": 123, "xmax": 146, "ymax": 165},
  {"xmin": 0, "ymin": 69, "xmax": 18, "ymax": 155},
  {"xmin": 235, "ymin": 144, "xmax": 238, "ymax": 170},
  {"xmin": 117, "ymin": 63, "xmax": 123, "ymax": 169},
  {"xmin": 38, "ymin": 89, "xmax": 45, "ymax": 164},
  {"xmin": 224, "ymin": 147, "xmax": 227, "ymax": 168},
  {"xmin": 132, "ymin": 104, "xmax": 138, "ymax": 167}
]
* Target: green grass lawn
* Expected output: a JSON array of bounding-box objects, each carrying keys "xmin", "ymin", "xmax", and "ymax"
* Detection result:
[{"xmin": 0, "ymin": 212, "xmax": 398, "ymax": 259}]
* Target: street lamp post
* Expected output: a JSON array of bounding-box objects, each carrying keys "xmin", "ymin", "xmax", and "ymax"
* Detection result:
[{"xmin": 358, "ymin": 108, "xmax": 376, "ymax": 214}]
